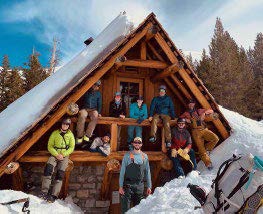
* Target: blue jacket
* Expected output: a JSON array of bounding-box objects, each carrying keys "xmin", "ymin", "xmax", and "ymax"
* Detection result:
[
  {"xmin": 129, "ymin": 103, "xmax": 148, "ymax": 119},
  {"xmin": 149, "ymin": 95, "xmax": 176, "ymax": 118},
  {"xmin": 83, "ymin": 89, "xmax": 102, "ymax": 113}
]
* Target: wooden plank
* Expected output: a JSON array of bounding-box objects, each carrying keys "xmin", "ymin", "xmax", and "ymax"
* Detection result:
[
  {"xmin": 151, "ymin": 63, "xmax": 180, "ymax": 82},
  {"xmin": 0, "ymin": 22, "xmax": 154, "ymax": 177},
  {"xmin": 116, "ymin": 59, "xmax": 168, "ymax": 69},
  {"xmin": 154, "ymin": 32, "xmax": 229, "ymax": 139},
  {"xmin": 141, "ymin": 41, "xmax": 147, "ymax": 60},
  {"xmin": 111, "ymin": 123, "xmax": 118, "ymax": 152},
  {"xmin": 145, "ymin": 25, "xmax": 158, "ymax": 41},
  {"xmin": 19, "ymin": 151, "xmax": 166, "ymax": 163},
  {"xmin": 164, "ymin": 78, "xmax": 187, "ymax": 107},
  {"xmin": 170, "ymin": 74, "xmax": 192, "ymax": 99},
  {"xmin": 147, "ymin": 42, "xmax": 165, "ymax": 62}
]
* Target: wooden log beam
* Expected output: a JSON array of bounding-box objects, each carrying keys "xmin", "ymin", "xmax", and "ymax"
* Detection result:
[
  {"xmin": 141, "ymin": 41, "xmax": 147, "ymax": 60},
  {"xmin": 12, "ymin": 167, "xmax": 24, "ymax": 191},
  {"xmin": 59, "ymin": 159, "xmax": 74, "ymax": 199},
  {"xmin": 151, "ymin": 63, "xmax": 180, "ymax": 82},
  {"xmin": 145, "ymin": 25, "xmax": 158, "ymax": 41},
  {"xmin": 115, "ymin": 59, "xmax": 168, "ymax": 69},
  {"xmin": 147, "ymin": 42, "xmax": 165, "ymax": 62},
  {"xmin": 164, "ymin": 78, "xmax": 187, "ymax": 107},
  {"xmin": 0, "ymin": 22, "xmax": 154, "ymax": 177},
  {"xmin": 170, "ymin": 74, "xmax": 192, "ymax": 100},
  {"xmin": 19, "ymin": 151, "xmax": 166, "ymax": 163},
  {"xmin": 71, "ymin": 117, "xmax": 177, "ymax": 127},
  {"xmin": 101, "ymin": 159, "xmax": 120, "ymax": 200},
  {"xmin": 110, "ymin": 123, "xmax": 118, "ymax": 152},
  {"xmin": 154, "ymin": 32, "xmax": 229, "ymax": 139},
  {"xmin": 152, "ymin": 162, "xmax": 162, "ymax": 190}
]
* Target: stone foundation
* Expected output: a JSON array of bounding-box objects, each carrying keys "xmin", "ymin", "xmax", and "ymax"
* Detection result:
[{"xmin": 22, "ymin": 164, "xmax": 110, "ymax": 213}]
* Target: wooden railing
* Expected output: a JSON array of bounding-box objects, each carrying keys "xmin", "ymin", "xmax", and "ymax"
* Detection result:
[{"xmin": 71, "ymin": 117, "xmax": 177, "ymax": 153}]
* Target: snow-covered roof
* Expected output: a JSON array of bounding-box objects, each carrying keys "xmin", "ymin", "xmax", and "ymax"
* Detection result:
[{"xmin": 0, "ymin": 12, "xmax": 134, "ymax": 156}]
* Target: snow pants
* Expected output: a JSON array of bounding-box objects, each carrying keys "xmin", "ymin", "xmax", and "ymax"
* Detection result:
[
  {"xmin": 170, "ymin": 149, "xmax": 197, "ymax": 177},
  {"xmin": 76, "ymin": 109, "xmax": 98, "ymax": 138},
  {"xmin": 191, "ymin": 128, "xmax": 219, "ymax": 166},
  {"xmin": 150, "ymin": 114, "xmax": 171, "ymax": 142},
  {"xmin": 120, "ymin": 183, "xmax": 144, "ymax": 214},
  {"xmin": 41, "ymin": 156, "xmax": 69, "ymax": 197}
]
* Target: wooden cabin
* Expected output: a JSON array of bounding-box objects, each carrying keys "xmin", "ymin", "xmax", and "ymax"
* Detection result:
[{"xmin": 0, "ymin": 12, "xmax": 231, "ymax": 213}]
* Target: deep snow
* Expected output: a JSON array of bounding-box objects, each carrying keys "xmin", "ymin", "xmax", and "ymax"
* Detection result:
[
  {"xmin": 128, "ymin": 107, "xmax": 263, "ymax": 213},
  {"xmin": 0, "ymin": 190, "xmax": 82, "ymax": 213}
]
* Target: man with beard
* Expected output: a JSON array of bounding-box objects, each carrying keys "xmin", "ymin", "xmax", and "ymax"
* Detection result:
[
  {"xmin": 119, "ymin": 137, "xmax": 152, "ymax": 213},
  {"xmin": 39, "ymin": 118, "xmax": 75, "ymax": 202}
]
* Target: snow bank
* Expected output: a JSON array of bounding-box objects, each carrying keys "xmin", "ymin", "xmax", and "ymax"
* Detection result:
[
  {"xmin": 128, "ymin": 107, "xmax": 263, "ymax": 213},
  {"xmin": 0, "ymin": 190, "xmax": 83, "ymax": 214},
  {"xmin": 0, "ymin": 12, "xmax": 134, "ymax": 156}
]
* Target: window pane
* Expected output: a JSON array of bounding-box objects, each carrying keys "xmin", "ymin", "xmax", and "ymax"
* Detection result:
[{"xmin": 129, "ymin": 83, "xmax": 139, "ymax": 94}]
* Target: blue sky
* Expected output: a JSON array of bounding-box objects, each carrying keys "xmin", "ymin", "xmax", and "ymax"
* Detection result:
[{"xmin": 0, "ymin": 0, "xmax": 262, "ymax": 67}]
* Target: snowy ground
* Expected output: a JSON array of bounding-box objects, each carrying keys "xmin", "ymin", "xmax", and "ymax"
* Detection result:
[
  {"xmin": 0, "ymin": 190, "xmax": 83, "ymax": 214},
  {"xmin": 128, "ymin": 107, "xmax": 263, "ymax": 213}
]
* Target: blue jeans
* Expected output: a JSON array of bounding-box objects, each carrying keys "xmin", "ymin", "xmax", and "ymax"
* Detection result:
[
  {"xmin": 127, "ymin": 126, "xmax": 142, "ymax": 143},
  {"xmin": 170, "ymin": 149, "xmax": 197, "ymax": 177}
]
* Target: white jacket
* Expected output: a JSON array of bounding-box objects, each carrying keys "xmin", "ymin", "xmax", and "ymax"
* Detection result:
[{"xmin": 90, "ymin": 137, "xmax": 111, "ymax": 156}]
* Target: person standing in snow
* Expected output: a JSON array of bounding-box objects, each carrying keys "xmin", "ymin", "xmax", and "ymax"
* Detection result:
[
  {"xmin": 89, "ymin": 133, "xmax": 111, "ymax": 156},
  {"xmin": 119, "ymin": 137, "xmax": 152, "ymax": 213},
  {"xmin": 76, "ymin": 80, "xmax": 102, "ymax": 145},
  {"xmin": 170, "ymin": 118, "xmax": 197, "ymax": 178},
  {"xmin": 109, "ymin": 92, "xmax": 126, "ymax": 149},
  {"xmin": 180, "ymin": 99, "xmax": 219, "ymax": 170},
  {"xmin": 39, "ymin": 118, "xmax": 75, "ymax": 202},
  {"xmin": 127, "ymin": 96, "xmax": 147, "ymax": 150},
  {"xmin": 148, "ymin": 85, "xmax": 176, "ymax": 147}
]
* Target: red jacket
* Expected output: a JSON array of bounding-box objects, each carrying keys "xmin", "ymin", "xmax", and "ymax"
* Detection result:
[{"xmin": 171, "ymin": 127, "xmax": 192, "ymax": 150}]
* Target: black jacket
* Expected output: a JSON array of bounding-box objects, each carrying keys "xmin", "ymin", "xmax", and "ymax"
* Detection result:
[{"xmin": 109, "ymin": 100, "xmax": 126, "ymax": 117}]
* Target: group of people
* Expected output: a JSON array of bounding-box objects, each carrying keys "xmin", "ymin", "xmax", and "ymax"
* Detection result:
[{"xmin": 39, "ymin": 80, "xmax": 220, "ymax": 211}]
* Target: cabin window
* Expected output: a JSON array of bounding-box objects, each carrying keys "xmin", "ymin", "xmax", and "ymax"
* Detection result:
[{"xmin": 117, "ymin": 77, "xmax": 143, "ymax": 110}]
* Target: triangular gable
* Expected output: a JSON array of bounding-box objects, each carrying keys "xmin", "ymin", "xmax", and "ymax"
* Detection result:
[{"xmin": 0, "ymin": 12, "xmax": 231, "ymax": 176}]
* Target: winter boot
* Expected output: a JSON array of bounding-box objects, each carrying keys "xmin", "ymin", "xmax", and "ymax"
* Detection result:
[
  {"xmin": 149, "ymin": 136, "xmax": 156, "ymax": 143},
  {"xmin": 38, "ymin": 191, "xmax": 48, "ymax": 200},
  {"xmin": 46, "ymin": 195, "xmax": 57, "ymax": 203}
]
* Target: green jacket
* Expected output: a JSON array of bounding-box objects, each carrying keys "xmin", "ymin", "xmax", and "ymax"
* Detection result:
[{"xmin": 48, "ymin": 129, "xmax": 75, "ymax": 157}]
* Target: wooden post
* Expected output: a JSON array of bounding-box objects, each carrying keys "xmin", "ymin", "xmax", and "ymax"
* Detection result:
[
  {"xmin": 111, "ymin": 123, "xmax": 118, "ymax": 152},
  {"xmin": 141, "ymin": 41, "xmax": 147, "ymax": 60},
  {"xmin": 59, "ymin": 159, "xmax": 74, "ymax": 199},
  {"xmin": 152, "ymin": 162, "xmax": 162, "ymax": 190},
  {"xmin": 101, "ymin": 159, "xmax": 120, "ymax": 200},
  {"xmin": 12, "ymin": 167, "xmax": 24, "ymax": 191},
  {"xmin": 161, "ymin": 128, "xmax": 167, "ymax": 153}
]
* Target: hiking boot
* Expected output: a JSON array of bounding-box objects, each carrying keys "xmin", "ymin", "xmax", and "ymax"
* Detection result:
[
  {"xmin": 83, "ymin": 135, "xmax": 90, "ymax": 143},
  {"xmin": 46, "ymin": 195, "xmax": 57, "ymax": 203},
  {"xmin": 76, "ymin": 137, "xmax": 83, "ymax": 145},
  {"xmin": 38, "ymin": 191, "xmax": 48, "ymax": 200},
  {"xmin": 178, "ymin": 175, "xmax": 185, "ymax": 179},
  {"xmin": 149, "ymin": 136, "xmax": 156, "ymax": 143}
]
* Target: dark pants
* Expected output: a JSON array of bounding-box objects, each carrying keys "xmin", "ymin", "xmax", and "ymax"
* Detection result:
[
  {"xmin": 170, "ymin": 149, "xmax": 197, "ymax": 177},
  {"xmin": 120, "ymin": 183, "xmax": 144, "ymax": 214}
]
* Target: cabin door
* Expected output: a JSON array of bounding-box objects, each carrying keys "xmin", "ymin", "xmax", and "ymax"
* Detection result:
[{"xmin": 116, "ymin": 77, "xmax": 143, "ymax": 113}]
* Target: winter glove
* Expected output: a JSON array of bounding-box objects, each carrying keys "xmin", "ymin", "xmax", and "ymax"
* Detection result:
[
  {"xmin": 137, "ymin": 117, "xmax": 144, "ymax": 124},
  {"xmin": 171, "ymin": 149, "xmax": 177, "ymax": 158}
]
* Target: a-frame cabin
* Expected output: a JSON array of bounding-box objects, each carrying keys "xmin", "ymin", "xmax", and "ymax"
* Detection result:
[{"xmin": 0, "ymin": 12, "xmax": 231, "ymax": 213}]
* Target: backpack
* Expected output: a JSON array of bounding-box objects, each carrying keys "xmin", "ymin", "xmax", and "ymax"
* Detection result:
[{"xmin": 188, "ymin": 154, "xmax": 263, "ymax": 213}]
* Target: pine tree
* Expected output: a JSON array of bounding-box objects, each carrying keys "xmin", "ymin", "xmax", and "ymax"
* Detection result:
[
  {"xmin": 247, "ymin": 33, "xmax": 263, "ymax": 120},
  {"xmin": 0, "ymin": 55, "xmax": 11, "ymax": 111},
  {"xmin": 24, "ymin": 53, "xmax": 49, "ymax": 91},
  {"xmin": 199, "ymin": 18, "xmax": 253, "ymax": 116},
  {"xmin": 5, "ymin": 68, "xmax": 25, "ymax": 105}
]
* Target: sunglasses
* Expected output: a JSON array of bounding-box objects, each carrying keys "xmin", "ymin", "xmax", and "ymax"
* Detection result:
[
  {"xmin": 178, "ymin": 123, "xmax": 185, "ymax": 125},
  {"xmin": 62, "ymin": 123, "xmax": 70, "ymax": 126},
  {"xmin": 133, "ymin": 141, "xmax": 142, "ymax": 144}
]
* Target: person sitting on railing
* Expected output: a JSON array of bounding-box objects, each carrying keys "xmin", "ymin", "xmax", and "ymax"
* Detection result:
[
  {"xmin": 109, "ymin": 91, "xmax": 126, "ymax": 148},
  {"xmin": 127, "ymin": 96, "xmax": 147, "ymax": 150},
  {"xmin": 76, "ymin": 80, "xmax": 102, "ymax": 145},
  {"xmin": 169, "ymin": 118, "xmax": 197, "ymax": 179},
  {"xmin": 180, "ymin": 99, "xmax": 219, "ymax": 170},
  {"xmin": 148, "ymin": 85, "xmax": 176, "ymax": 147},
  {"xmin": 89, "ymin": 133, "xmax": 111, "ymax": 157}
]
